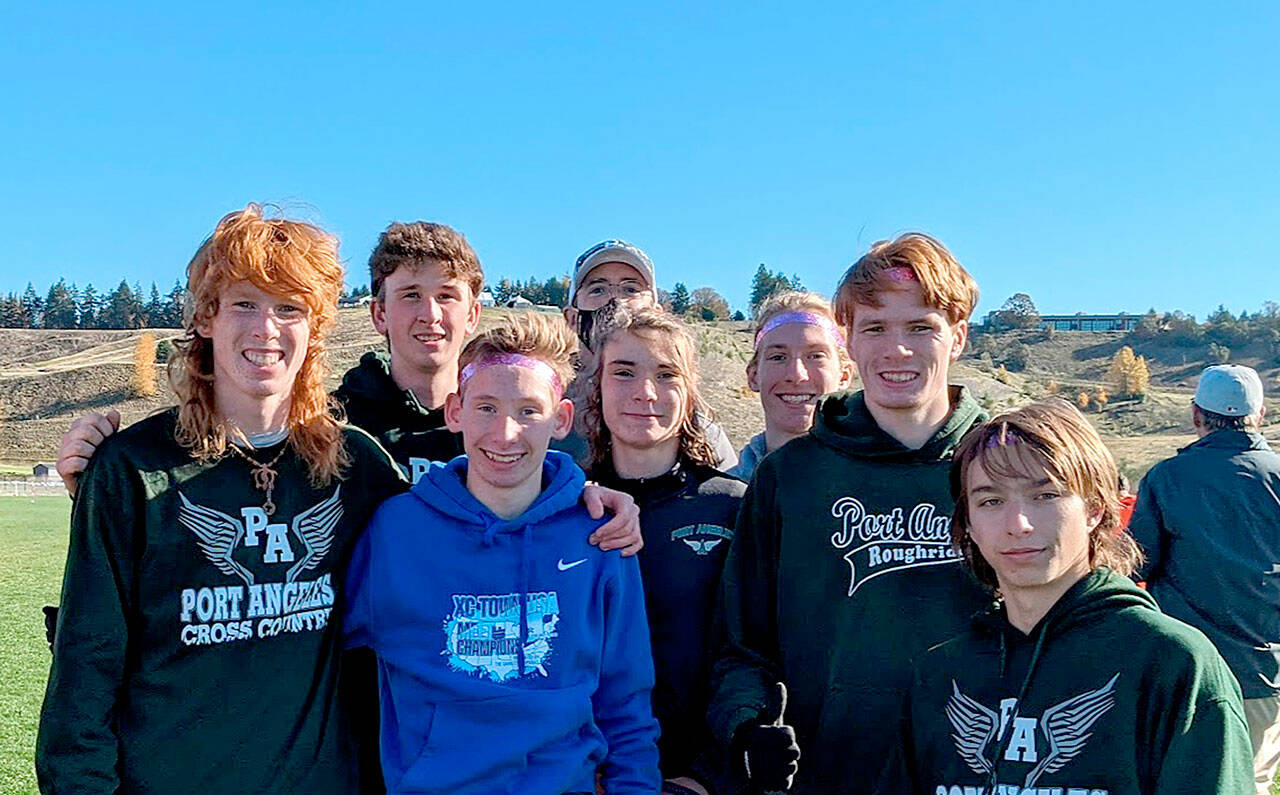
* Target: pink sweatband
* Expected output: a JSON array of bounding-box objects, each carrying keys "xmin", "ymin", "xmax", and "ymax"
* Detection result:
[
  {"xmin": 754, "ymin": 311, "xmax": 846, "ymax": 349},
  {"xmin": 459, "ymin": 353, "xmax": 564, "ymax": 396}
]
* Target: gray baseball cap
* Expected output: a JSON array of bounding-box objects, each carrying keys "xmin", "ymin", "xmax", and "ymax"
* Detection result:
[
  {"xmin": 571, "ymin": 239, "xmax": 658, "ymax": 303},
  {"xmin": 1193, "ymin": 364, "xmax": 1264, "ymax": 416}
]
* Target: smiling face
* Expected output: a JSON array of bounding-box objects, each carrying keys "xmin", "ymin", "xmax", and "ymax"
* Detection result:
[
  {"xmin": 197, "ymin": 279, "xmax": 311, "ymax": 420},
  {"xmin": 445, "ymin": 363, "xmax": 573, "ymax": 500},
  {"xmin": 600, "ymin": 329, "xmax": 688, "ymax": 456},
  {"xmin": 963, "ymin": 453, "xmax": 1098, "ymax": 608},
  {"xmin": 372, "ymin": 260, "xmax": 481, "ymax": 379},
  {"xmin": 749, "ymin": 322, "xmax": 853, "ymax": 441},
  {"xmin": 845, "ymin": 284, "xmax": 967, "ymax": 423}
]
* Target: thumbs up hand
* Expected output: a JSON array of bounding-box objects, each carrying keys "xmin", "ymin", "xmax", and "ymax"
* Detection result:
[{"xmin": 737, "ymin": 682, "xmax": 801, "ymax": 793}]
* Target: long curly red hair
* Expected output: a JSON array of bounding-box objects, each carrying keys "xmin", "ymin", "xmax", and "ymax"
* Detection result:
[{"xmin": 169, "ymin": 204, "xmax": 348, "ymax": 485}]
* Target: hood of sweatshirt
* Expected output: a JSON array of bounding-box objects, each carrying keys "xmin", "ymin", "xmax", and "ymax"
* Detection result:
[
  {"xmin": 810, "ymin": 385, "xmax": 985, "ymax": 461},
  {"xmin": 337, "ymin": 350, "xmax": 444, "ymax": 422},
  {"xmin": 1178, "ymin": 428, "xmax": 1271, "ymax": 455},
  {"xmin": 411, "ymin": 449, "xmax": 587, "ymax": 537}
]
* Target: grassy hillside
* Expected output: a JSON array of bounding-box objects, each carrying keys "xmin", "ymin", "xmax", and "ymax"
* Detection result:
[{"xmin": 3, "ymin": 315, "xmax": 1279, "ymax": 481}]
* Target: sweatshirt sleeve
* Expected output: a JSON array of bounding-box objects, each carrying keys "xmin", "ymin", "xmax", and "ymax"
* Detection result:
[
  {"xmin": 593, "ymin": 553, "xmax": 662, "ymax": 793},
  {"xmin": 1151, "ymin": 683, "xmax": 1254, "ymax": 793},
  {"xmin": 36, "ymin": 449, "xmax": 139, "ymax": 794},
  {"xmin": 707, "ymin": 465, "xmax": 783, "ymax": 747},
  {"xmin": 1128, "ymin": 472, "xmax": 1165, "ymax": 582},
  {"xmin": 341, "ymin": 516, "xmax": 378, "ymax": 651}
]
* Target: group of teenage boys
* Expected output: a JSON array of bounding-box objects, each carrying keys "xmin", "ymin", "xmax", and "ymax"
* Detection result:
[{"xmin": 36, "ymin": 204, "xmax": 1267, "ymax": 794}]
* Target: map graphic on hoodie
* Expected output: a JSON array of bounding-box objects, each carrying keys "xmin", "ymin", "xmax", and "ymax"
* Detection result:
[{"xmin": 444, "ymin": 591, "xmax": 561, "ymax": 682}]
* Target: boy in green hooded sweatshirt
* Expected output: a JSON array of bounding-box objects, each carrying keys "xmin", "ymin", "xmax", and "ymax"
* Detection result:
[
  {"xmin": 875, "ymin": 399, "xmax": 1252, "ymax": 793},
  {"xmin": 708, "ymin": 233, "xmax": 992, "ymax": 793}
]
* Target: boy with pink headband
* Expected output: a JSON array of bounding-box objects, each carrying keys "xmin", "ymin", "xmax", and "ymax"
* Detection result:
[
  {"xmin": 729, "ymin": 292, "xmax": 854, "ymax": 481},
  {"xmin": 342, "ymin": 312, "xmax": 660, "ymax": 793}
]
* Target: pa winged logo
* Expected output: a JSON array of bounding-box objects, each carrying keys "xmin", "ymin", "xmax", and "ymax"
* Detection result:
[
  {"xmin": 670, "ymin": 523, "xmax": 733, "ymax": 556},
  {"xmin": 178, "ymin": 487, "xmax": 343, "ymax": 585},
  {"xmin": 945, "ymin": 673, "xmax": 1119, "ymax": 788}
]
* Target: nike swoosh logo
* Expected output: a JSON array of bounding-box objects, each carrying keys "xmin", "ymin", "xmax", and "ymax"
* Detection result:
[{"xmin": 557, "ymin": 558, "xmax": 587, "ymax": 571}]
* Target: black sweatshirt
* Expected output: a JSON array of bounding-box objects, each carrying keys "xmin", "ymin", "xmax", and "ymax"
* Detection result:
[
  {"xmin": 593, "ymin": 457, "xmax": 745, "ymax": 791},
  {"xmin": 709, "ymin": 387, "xmax": 991, "ymax": 794},
  {"xmin": 875, "ymin": 568, "xmax": 1253, "ymax": 794},
  {"xmin": 333, "ymin": 350, "xmax": 463, "ymax": 480},
  {"xmin": 37, "ymin": 410, "xmax": 405, "ymax": 794}
]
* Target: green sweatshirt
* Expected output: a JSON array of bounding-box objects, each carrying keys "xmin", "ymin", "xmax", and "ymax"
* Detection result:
[
  {"xmin": 333, "ymin": 350, "xmax": 463, "ymax": 481},
  {"xmin": 876, "ymin": 569, "xmax": 1253, "ymax": 794},
  {"xmin": 37, "ymin": 410, "xmax": 406, "ymax": 794},
  {"xmin": 709, "ymin": 387, "xmax": 991, "ymax": 794}
]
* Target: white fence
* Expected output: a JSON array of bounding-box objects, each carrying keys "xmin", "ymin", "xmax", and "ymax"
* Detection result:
[{"xmin": 0, "ymin": 479, "xmax": 67, "ymax": 497}]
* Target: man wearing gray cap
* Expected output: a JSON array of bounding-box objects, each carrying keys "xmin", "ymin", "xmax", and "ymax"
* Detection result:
[
  {"xmin": 1130, "ymin": 363, "xmax": 1280, "ymax": 794},
  {"xmin": 559, "ymin": 239, "xmax": 738, "ymax": 470}
]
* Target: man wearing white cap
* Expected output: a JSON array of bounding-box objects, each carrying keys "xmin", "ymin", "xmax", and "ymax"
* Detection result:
[
  {"xmin": 1131, "ymin": 363, "xmax": 1280, "ymax": 794},
  {"xmin": 560, "ymin": 239, "xmax": 738, "ymax": 470}
]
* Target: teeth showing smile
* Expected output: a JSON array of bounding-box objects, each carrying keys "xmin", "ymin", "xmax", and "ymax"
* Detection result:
[
  {"xmin": 778, "ymin": 394, "xmax": 816, "ymax": 405},
  {"xmin": 414, "ymin": 332, "xmax": 445, "ymax": 343},
  {"xmin": 881, "ymin": 372, "xmax": 917, "ymax": 383},
  {"xmin": 244, "ymin": 351, "xmax": 283, "ymax": 366},
  {"xmin": 482, "ymin": 450, "xmax": 524, "ymax": 464}
]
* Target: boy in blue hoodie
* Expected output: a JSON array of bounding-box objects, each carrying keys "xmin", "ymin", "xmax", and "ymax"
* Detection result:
[{"xmin": 343, "ymin": 312, "xmax": 661, "ymax": 794}]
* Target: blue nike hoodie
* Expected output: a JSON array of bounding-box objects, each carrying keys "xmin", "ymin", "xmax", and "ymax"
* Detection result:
[{"xmin": 344, "ymin": 450, "xmax": 661, "ymax": 794}]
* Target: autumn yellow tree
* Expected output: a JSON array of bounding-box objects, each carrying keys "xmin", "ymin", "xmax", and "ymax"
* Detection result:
[
  {"xmin": 131, "ymin": 332, "xmax": 158, "ymax": 397},
  {"xmin": 1107, "ymin": 346, "xmax": 1151, "ymax": 398}
]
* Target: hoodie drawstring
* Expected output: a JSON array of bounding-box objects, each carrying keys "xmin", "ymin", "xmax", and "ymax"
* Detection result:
[
  {"xmin": 986, "ymin": 613, "xmax": 1053, "ymax": 791},
  {"xmin": 518, "ymin": 523, "xmax": 532, "ymax": 677}
]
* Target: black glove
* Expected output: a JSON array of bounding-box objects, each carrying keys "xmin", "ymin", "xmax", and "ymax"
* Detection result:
[
  {"xmin": 43, "ymin": 605, "xmax": 59, "ymax": 651},
  {"xmin": 735, "ymin": 682, "xmax": 800, "ymax": 793}
]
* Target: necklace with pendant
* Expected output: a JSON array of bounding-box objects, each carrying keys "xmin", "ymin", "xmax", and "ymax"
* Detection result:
[{"xmin": 226, "ymin": 441, "xmax": 288, "ymax": 516}]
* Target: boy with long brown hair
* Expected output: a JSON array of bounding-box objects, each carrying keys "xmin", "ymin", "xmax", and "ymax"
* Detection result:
[{"xmin": 876, "ymin": 399, "xmax": 1251, "ymax": 793}]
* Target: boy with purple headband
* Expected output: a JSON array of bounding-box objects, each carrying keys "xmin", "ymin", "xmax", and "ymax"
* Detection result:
[
  {"xmin": 342, "ymin": 312, "xmax": 660, "ymax": 794},
  {"xmin": 730, "ymin": 292, "xmax": 854, "ymax": 481}
]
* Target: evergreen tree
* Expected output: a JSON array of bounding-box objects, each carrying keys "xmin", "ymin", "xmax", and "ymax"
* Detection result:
[
  {"xmin": 44, "ymin": 279, "xmax": 78, "ymax": 328},
  {"xmin": 669, "ymin": 282, "xmax": 690, "ymax": 314},
  {"xmin": 165, "ymin": 280, "xmax": 186, "ymax": 327},
  {"xmin": 146, "ymin": 282, "xmax": 164, "ymax": 327},
  {"xmin": 79, "ymin": 284, "xmax": 100, "ymax": 328},
  {"xmin": 102, "ymin": 280, "xmax": 139, "ymax": 328},
  {"xmin": 21, "ymin": 282, "xmax": 42, "ymax": 328}
]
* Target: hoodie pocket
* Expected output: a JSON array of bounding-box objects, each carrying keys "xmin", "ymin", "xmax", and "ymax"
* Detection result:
[{"xmin": 394, "ymin": 688, "xmax": 599, "ymax": 794}]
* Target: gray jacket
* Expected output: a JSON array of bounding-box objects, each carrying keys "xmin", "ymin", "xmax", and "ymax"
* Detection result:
[{"xmin": 1131, "ymin": 429, "xmax": 1280, "ymax": 698}]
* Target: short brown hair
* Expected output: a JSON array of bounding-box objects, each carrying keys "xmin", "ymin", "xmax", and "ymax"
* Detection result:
[
  {"xmin": 833, "ymin": 232, "xmax": 978, "ymax": 328},
  {"xmin": 950, "ymin": 398, "xmax": 1144, "ymax": 592},
  {"xmin": 458, "ymin": 312, "xmax": 578, "ymax": 397},
  {"xmin": 580, "ymin": 304, "xmax": 717, "ymax": 471},
  {"xmin": 368, "ymin": 221, "xmax": 483, "ymax": 301},
  {"xmin": 748, "ymin": 290, "xmax": 851, "ymax": 372}
]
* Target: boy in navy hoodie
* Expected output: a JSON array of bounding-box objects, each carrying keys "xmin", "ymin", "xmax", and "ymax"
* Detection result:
[{"xmin": 343, "ymin": 312, "xmax": 661, "ymax": 794}]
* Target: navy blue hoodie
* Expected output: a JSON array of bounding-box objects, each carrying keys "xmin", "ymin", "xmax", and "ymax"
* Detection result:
[{"xmin": 343, "ymin": 450, "xmax": 661, "ymax": 794}]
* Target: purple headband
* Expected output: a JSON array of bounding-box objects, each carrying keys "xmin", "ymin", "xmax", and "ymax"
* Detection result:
[
  {"xmin": 754, "ymin": 311, "xmax": 846, "ymax": 349},
  {"xmin": 459, "ymin": 353, "xmax": 564, "ymax": 397},
  {"xmin": 884, "ymin": 266, "xmax": 919, "ymax": 283}
]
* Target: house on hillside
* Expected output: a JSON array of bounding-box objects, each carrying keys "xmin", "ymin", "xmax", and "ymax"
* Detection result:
[
  {"xmin": 478, "ymin": 289, "xmax": 495, "ymax": 307},
  {"xmin": 982, "ymin": 311, "xmax": 1140, "ymax": 332},
  {"xmin": 33, "ymin": 463, "xmax": 57, "ymax": 480}
]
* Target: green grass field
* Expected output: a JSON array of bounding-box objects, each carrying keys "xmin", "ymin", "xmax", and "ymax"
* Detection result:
[{"xmin": 1, "ymin": 496, "xmax": 69, "ymax": 794}]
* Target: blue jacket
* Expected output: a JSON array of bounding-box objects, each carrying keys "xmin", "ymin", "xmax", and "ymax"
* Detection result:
[
  {"xmin": 1131, "ymin": 429, "xmax": 1280, "ymax": 698},
  {"xmin": 344, "ymin": 451, "xmax": 661, "ymax": 794}
]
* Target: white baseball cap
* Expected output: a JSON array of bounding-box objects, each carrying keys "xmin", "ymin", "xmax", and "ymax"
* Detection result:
[
  {"xmin": 571, "ymin": 239, "xmax": 658, "ymax": 303},
  {"xmin": 1193, "ymin": 364, "xmax": 1264, "ymax": 417}
]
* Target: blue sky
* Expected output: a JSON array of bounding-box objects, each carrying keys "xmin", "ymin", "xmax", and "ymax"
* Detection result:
[{"xmin": 2, "ymin": 2, "xmax": 1276, "ymax": 320}]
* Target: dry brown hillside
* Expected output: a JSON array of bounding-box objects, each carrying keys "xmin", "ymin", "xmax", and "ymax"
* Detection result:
[{"xmin": 2, "ymin": 314, "xmax": 1278, "ymax": 482}]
